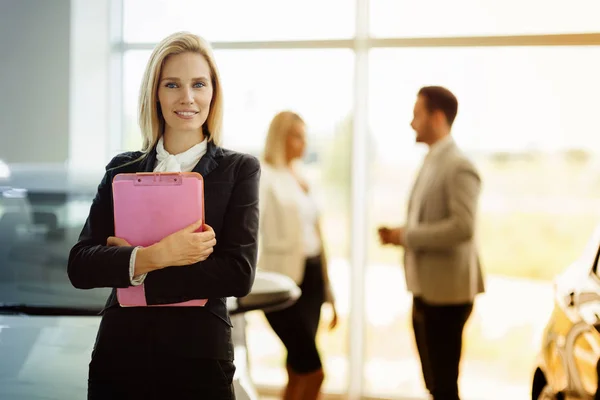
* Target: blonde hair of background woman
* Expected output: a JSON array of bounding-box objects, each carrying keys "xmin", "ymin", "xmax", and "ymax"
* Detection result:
[
  {"xmin": 138, "ymin": 31, "xmax": 224, "ymax": 152},
  {"xmin": 263, "ymin": 111, "xmax": 304, "ymax": 168}
]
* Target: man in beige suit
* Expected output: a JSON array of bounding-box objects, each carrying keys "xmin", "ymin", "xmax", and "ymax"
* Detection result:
[{"xmin": 378, "ymin": 86, "xmax": 484, "ymax": 400}]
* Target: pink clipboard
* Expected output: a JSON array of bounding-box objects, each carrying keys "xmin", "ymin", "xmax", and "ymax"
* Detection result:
[{"xmin": 112, "ymin": 172, "xmax": 208, "ymax": 307}]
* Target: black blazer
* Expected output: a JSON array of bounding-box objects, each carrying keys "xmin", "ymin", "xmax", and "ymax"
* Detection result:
[{"xmin": 67, "ymin": 142, "xmax": 260, "ymax": 359}]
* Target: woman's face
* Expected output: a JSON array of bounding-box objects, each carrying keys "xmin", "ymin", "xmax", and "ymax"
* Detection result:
[
  {"xmin": 157, "ymin": 52, "xmax": 214, "ymax": 138},
  {"xmin": 285, "ymin": 121, "xmax": 306, "ymax": 162}
]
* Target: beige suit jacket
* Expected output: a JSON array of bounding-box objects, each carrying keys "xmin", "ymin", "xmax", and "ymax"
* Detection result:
[{"xmin": 404, "ymin": 137, "xmax": 485, "ymax": 304}]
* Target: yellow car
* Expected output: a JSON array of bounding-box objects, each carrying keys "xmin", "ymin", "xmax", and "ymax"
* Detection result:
[{"xmin": 533, "ymin": 227, "xmax": 600, "ymax": 399}]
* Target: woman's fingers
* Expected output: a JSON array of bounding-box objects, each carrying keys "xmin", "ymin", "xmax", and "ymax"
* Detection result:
[
  {"xmin": 193, "ymin": 230, "xmax": 216, "ymax": 245},
  {"xmin": 183, "ymin": 219, "xmax": 204, "ymax": 233},
  {"xmin": 107, "ymin": 236, "xmax": 131, "ymax": 247}
]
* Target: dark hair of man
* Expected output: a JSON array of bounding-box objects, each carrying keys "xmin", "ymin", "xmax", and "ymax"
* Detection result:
[{"xmin": 418, "ymin": 86, "xmax": 458, "ymax": 127}]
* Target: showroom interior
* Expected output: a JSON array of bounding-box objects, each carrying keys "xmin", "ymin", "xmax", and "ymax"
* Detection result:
[{"xmin": 2, "ymin": 0, "xmax": 600, "ymax": 399}]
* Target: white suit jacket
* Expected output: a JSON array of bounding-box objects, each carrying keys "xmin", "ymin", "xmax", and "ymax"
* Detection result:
[{"xmin": 257, "ymin": 164, "xmax": 335, "ymax": 303}]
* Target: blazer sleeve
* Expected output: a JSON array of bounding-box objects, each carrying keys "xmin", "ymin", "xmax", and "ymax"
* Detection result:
[
  {"xmin": 404, "ymin": 158, "xmax": 481, "ymax": 250},
  {"xmin": 143, "ymin": 155, "xmax": 261, "ymax": 302},
  {"xmin": 67, "ymin": 159, "xmax": 135, "ymax": 289}
]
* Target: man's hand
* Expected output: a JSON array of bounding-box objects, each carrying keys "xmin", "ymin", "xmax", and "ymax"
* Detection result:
[{"xmin": 377, "ymin": 226, "xmax": 405, "ymax": 246}]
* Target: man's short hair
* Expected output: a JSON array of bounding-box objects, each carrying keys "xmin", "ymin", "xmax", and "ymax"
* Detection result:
[{"xmin": 418, "ymin": 86, "xmax": 458, "ymax": 126}]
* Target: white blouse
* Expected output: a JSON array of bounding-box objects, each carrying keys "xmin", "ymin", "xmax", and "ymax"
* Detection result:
[{"xmin": 284, "ymin": 170, "xmax": 322, "ymax": 258}]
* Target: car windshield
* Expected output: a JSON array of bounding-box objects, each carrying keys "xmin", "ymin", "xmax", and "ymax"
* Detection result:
[{"xmin": 0, "ymin": 164, "xmax": 110, "ymax": 312}]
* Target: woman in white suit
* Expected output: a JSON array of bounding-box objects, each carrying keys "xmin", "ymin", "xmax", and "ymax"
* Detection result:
[{"xmin": 258, "ymin": 111, "xmax": 338, "ymax": 400}]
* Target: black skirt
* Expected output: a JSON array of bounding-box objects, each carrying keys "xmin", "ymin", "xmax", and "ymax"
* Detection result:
[
  {"xmin": 87, "ymin": 308, "xmax": 236, "ymax": 400},
  {"xmin": 88, "ymin": 352, "xmax": 236, "ymax": 400},
  {"xmin": 264, "ymin": 255, "xmax": 325, "ymax": 374}
]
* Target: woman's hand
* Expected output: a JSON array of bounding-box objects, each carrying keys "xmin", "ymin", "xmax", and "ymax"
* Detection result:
[
  {"xmin": 107, "ymin": 236, "xmax": 131, "ymax": 247},
  {"xmin": 112, "ymin": 220, "xmax": 216, "ymax": 275},
  {"xmin": 152, "ymin": 220, "xmax": 217, "ymax": 268}
]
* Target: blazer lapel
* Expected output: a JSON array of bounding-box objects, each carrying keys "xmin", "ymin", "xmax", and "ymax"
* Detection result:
[
  {"xmin": 140, "ymin": 148, "xmax": 157, "ymax": 172},
  {"xmin": 192, "ymin": 141, "xmax": 223, "ymax": 177},
  {"xmin": 407, "ymin": 140, "xmax": 456, "ymax": 216}
]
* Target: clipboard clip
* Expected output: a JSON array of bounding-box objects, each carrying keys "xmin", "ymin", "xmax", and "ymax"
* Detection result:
[{"xmin": 133, "ymin": 173, "xmax": 183, "ymax": 186}]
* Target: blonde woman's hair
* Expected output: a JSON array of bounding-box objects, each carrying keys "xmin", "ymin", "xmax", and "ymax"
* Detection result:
[
  {"xmin": 263, "ymin": 111, "xmax": 304, "ymax": 168},
  {"xmin": 138, "ymin": 31, "xmax": 224, "ymax": 152}
]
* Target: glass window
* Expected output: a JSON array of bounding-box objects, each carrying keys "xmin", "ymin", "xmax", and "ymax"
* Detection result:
[
  {"xmin": 365, "ymin": 46, "xmax": 600, "ymax": 399},
  {"xmin": 123, "ymin": 0, "xmax": 355, "ymax": 43},
  {"xmin": 123, "ymin": 48, "xmax": 355, "ymax": 394},
  {"xmin": 370, "ymin": 0, "xmax": 600, "ymax": 38}
]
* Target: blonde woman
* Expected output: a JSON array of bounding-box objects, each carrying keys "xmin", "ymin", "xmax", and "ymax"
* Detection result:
[
  {"xmin": 68, "ymin": 32, "xmax": 260, "ymax": 400},
  {"xmin": 258, "ymin": 111, "xmax": 338, "ymax": 400}
]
